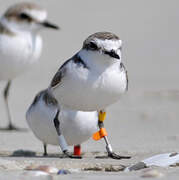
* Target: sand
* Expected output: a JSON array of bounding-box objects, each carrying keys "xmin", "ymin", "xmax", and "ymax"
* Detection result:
[{"xmin": 0, "ymin": 0, "xmax": 179, "ymax": 179}]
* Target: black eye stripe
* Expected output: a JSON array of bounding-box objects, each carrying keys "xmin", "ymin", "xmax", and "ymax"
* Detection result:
[{"xmin": 19, "ymin": 13, "xmax": 31, "ymax": 20}]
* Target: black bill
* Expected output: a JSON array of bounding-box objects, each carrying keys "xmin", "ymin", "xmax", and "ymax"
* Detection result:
[{"xmin": 42, "ymin": 21, "xmax": 59, "ymax": 30}]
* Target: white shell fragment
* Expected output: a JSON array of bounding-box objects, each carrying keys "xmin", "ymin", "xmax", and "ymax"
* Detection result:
[
  {"xmin": 22, "ymin": 171, "xmax": 53, "ymax": 180},
  {"xmin": 125, "ymin": 152, "xmax": 179, "ymax": 171},
  {"xmin": 25, "ymin": 165, "xmax": 59, "ymax": 174},
  {"xmin": 141, "ymin": 169, "xmax": 164, "ymax": 178},
  {"xmin": 143, "ymin": 152, "xmax": 179, "ymax": 167}
]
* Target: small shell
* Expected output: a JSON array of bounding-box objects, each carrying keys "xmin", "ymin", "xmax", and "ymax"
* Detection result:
[
  {"xmin": 57, "ymin": 169, "xmax": 71, "ymax": 175},
  {"xmin": 141, "ymin": 169, "xmax": 164, "ymax": 178},
  {"xmin": 22, "ymin": 170, "xmax": 52, "ymax": 180},
  {"xmin": 25, "ymin": 165, "xmax": 58, "ymax": 174}
]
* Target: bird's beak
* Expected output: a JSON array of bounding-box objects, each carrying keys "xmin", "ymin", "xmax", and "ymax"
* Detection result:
[{"xmin": 41, "ymin": 20, "xmax": 60, "ymax": 30}]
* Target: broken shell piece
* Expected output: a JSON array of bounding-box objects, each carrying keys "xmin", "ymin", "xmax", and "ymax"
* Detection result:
[
  {"xmin": 25, "ymin": 165, "xmax": 58, "ymax": 174},
  {"xmin": 125, "ymin": 152, "xmax": 179, "ymax": 171},
  {"xmin": 143, "ymin": 152, "xmax": 179, "ymax": 167},
  {"xmin": 22, "ymin": 170, "xmax": 52, "ymax": 180},
  {"xmin": 141, "ymin": 169, "xmax": 164, "ymax": 178},
  {"xmin": 127, "ymin": 162, "xmax": 147, "ymax": 171}
]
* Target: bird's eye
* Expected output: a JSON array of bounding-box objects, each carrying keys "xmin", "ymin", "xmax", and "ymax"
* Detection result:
[
  {"xmin": 89, "ymin": 42, "xmax": 98, "ymax": 50},
  {"xmin": 19, "ymin": 13, "xmax": 31, "ymax": 20}
]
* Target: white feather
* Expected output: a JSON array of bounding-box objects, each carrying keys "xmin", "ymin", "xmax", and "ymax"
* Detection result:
[{"xmin": 0, "ymin": 32, "xmax": 42, "ymax": 80}]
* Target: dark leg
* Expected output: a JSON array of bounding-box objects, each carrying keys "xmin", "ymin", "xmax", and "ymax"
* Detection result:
[
  {"xmin": 43, "ymin": 144, "xmax": 48, "ymax": 156},
  {"xmin": 1, "ymin": 80, "xmax": 27, "ymax": 131},
  {"xmin": 95, "ymin": 110, "xmax": 131, "ymax": 160}
]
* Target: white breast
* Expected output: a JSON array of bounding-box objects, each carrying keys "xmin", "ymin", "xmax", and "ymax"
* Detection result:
[
  {"xmin": 52, "ymin": 59, "xmax": 127, "ymax": 111},
  {"xmin": 0, "ymin": 32, "xmax": 42, "ymax": 80},
  {"xmin": 60, "ymin": 109, "xmax": 98, "ymax": 146}
]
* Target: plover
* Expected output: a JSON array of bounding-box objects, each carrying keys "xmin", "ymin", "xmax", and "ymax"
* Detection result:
[
  {"xmin": 26, "ymin": 89, "xmax": 98, "ymax": 158},
  {"xmin": 49, "ymin": 32, "xmax": 130, "ymax": 159},
  {"xmin": 26, "ymin": 89, "xmax": 127, "ymax": 159},
  {"xmin": 0, "ymin": 2, "xmax": 59, "ymax": 130}
]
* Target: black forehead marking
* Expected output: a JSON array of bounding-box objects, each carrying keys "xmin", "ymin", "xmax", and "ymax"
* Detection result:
[{"xmin": 83, "ymin": 32, "xmax": 120, "ymax": 49}]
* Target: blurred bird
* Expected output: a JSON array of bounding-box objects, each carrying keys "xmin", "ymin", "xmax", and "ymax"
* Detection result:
[
  {"xmin": 49, "ymin": 32, "xmax": 130, "ymax": 159},
  {"xmin": 0, "ymin": 2, "xmax": 59, "ymax": 130}
]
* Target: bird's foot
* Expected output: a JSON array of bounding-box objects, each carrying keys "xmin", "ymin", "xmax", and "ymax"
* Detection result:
[
  {"xmin": 108, "ymin": 152, "xmax": 131, "ymax": 159},
  {"xmin": 43, "ymin": 152, "xmax": 48, "ymax": 157},
  {"xmin": 96, "ymin": 152, "xmax": 131, "ymax": 160},
  {"xmin": 63, "ymin": 150, "xmax": 82, "ymax": 159},
  {"xmin": 0, "ymin": 124, "xmax": 28, "ymax": 131}
]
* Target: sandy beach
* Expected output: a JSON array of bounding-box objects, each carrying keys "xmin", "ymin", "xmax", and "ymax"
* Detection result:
[{"xmin": 0, "ymin": 0, "xmax": 179, "ymax": 179}]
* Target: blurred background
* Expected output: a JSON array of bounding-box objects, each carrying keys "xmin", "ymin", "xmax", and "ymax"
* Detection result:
[{"xmin": 0, "ymin": 0, "xmax": 179, "ymax": 154}]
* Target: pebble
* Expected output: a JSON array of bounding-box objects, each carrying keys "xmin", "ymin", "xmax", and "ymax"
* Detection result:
[
  {"xmin": 84, "ymin": 165, "xmax": 103, "ymax": 171},
  {"xmin": 141, "ymin": 169, "xmax": 164, "ymax": 178},
  {"xmin": 83, "ymin": 164, "xmax": 125, "ymax": 172},
  {"xmin": 126, "ymin": 162, "xmax": 147, "ymax": 171},
  {"xmin": 105, "ymin": 165, "xmax": 126, "ymax": 172},
  {"xmin": 25, "ymin": 165, "xmax": 58, "ymax": 174},
  {"xmin": 57, "ymin": 169, "xmax": 71, "ymax": 175}
]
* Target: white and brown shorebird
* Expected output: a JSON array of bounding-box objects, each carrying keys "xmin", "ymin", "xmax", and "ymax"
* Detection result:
[
  {"xmin": 26, "ymin": 89, "xmax": 129, "ymax": 159},
  {"xmin": 0, "ymin": 2, "xmax": 59, "ymax": 130},
  {"xmin": 49, "ymin": 32, "xmax": 130, "ymax": 159},
  {"xmin": 26, "ymin": 89, "xmax": 98, "ymax": 158}
]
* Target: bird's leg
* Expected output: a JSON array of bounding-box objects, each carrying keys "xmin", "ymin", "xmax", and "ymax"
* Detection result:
[
  {"xmin": 3, "ymin": 80, "xmax": 16, "ymax": 130},
  {"xmin": 93, "ymin": 110, "xmax": 131, "ymax": 160},
  {"xmin": 4, "ymin": 80, "xmax": 12, "ymax": 128},
  {"xmin": 43, "ymin": 144, "xmax": 48, "ymax": 156},
  {"xmin": 1, "ymin": 80, "xmax": 26, "ymax": 131},
  {"xmin": 53, "ymin": 110, "xmax": 82, "ymax": 159},
  {"xmin": 74, "ymin": 145, "xmax": 81, "ymax": 156}
]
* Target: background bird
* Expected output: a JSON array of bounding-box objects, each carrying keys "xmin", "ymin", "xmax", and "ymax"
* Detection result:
[{"xmin": 0, "ymin": 2, "xmax": 59, "ymax": 130}]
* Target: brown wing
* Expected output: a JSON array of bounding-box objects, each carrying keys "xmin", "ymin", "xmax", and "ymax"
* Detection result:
[
  {"xmin": 50, "ymin": 69, "xmax": 64, "ymax": 88},
  {"xmin": 50, "ymin": 59, "xmax": 71, "ymax": 88},
  {"xmin": 125, "ymin": 69, "xmax": 129, "ymax": 91},
  {"xmin": 120, "ymin": 63, "xmax": 128, "ymax": 91},
  {"xmin": 50, "ymin": 54, "xmax": 89, "ymax": 88}
]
